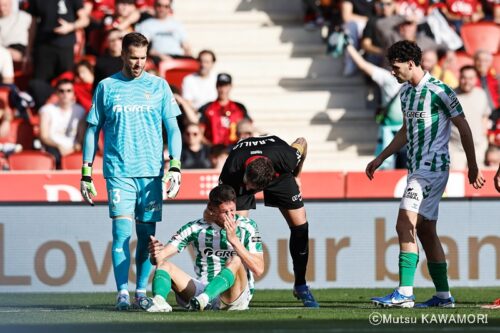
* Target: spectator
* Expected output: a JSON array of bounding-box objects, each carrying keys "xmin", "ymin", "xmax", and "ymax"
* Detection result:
[
  {"xmin": 361, "ymin": 0, "xmax": 399, "ymax": 66},
  {"xmin": 449, "ymin": 65, "xmax": 490, "ymax": 169},
  {"xmin": 39, "ymin": 79, "xmax": 86, "ymax": 168},
  {"xmin": 0, "ymin": 45, "xmax": 13, "ymax": 84},
  {"xmin": 421, "ymin": 49, "xmax": 458, "ymax": 89},
  {"xmin": 182, "ymin": 50, "xmax": 217, "ymax": 110},
  {"xmin": 135, "ymin": 0, "xmax": 192, "ymax": 63},
  {"xmin": 440, "ymin": 0, "xmax": 484, "ymax": 34},
  {"xmin": 180, "ymin": 122, "xmax": 211, "ymax": 169},
  {"xmin": 486, "ymin": 145, "xmax": 500, "ymax": 167},
  {"xmin": 199, "ymin": 73, "xmax": 251, "ymax": 146},
  {"xmin": 83, "ymin": 0, "xmax": 114, "ymax": 24},
  {"xmin": 395, "ymin": 0, "xmax": 434, "ymax": 23},
  {"xmin": 26, "ymin": 0, "xmax": 90, "ymax": 82},
  {"xmin": 209, "ymin": 143, "xmax": 229, "ymax": 171},
  {"xmin": 170, "ymin": 85, "xmax": 198, "ymax": 133},
  {"xmin": 345, "ymin": 41, "xmax": 405, "ymax": 169},
  {"xmin": 93, "ymin": 28, "xmax": 123, "ymax": 89},
  {"xmin": 474, "ymin": 49, "xmax": 499, "ymax": 111},
  {"xmin": 0, "ymin": 0, "xmax": 31, "ymax": 62},
  {"xmin": 303, "ymin": 0, "xmax": 325, "ymax": 30},
  {"xmin": 387, "ymin": 17, "xmax": 440, "ymax": 52},
  {"xmin": 102, "ymin": 0, "xmax": 140, "ymax": 33},
  {"xmin": 236, "ymin": 118, "xmax": 258, "ymax": 141},
  {"xmin": 73, "ymin": 59, "xmax": 94, "ymax": 111},
  {"xmin": 341, "ymin": 0, "xmax": 375, "ymax": 76},
  {"xmin": 0, "ymin": 106, "xmax": 21, "ymax": 156}
]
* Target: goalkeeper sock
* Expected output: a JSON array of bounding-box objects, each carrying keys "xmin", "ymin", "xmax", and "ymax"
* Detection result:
[
  {"xmin": 152, "ymin": 269, "xmax": 172, "ymax": 299},
  {"xmin": 135, "ymin": 222, "xmax": 156, "ymax": 291},
  {"xmin": 112, "ymin": 218, "xmax": 132, "ymax": 292},
  {"xmin": 204, "ymin": 268, "xmax": 235, "ymax": 302},
  {"xmin": 428, "ymin": 262, "xmax": 451, "ymax": 298},
  {"xmin": 399, "ymin": 251, "xmax": 419, "ymax": 290},
  {"xmin": 289, "ymin": 222, "xmax": 309, "ymax": 287}
]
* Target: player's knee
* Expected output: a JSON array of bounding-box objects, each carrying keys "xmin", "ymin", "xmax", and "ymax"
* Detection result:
[
  {"xmin": 157, "ymin": 260, "xmax": 174, "ymax": 272},
  {"xmin": 416, "ymin": 224, "xmax": 437, "ymax": 240},
  {"xmin": 225, "ymin": 255, "xmax": 242, "ymax": 270},
  {"xmin": 395, "ymin": 220, "xmax": 415, "ymax": 239}
]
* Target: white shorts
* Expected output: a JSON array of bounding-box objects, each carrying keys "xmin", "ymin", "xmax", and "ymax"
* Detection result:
[
  {"xmin": 399, "ymin": 170, "xmax": 449, "ymax": 220},
  {"xmin": 175, "ymin": 278, "xmax": 252, "ymax": 311}
]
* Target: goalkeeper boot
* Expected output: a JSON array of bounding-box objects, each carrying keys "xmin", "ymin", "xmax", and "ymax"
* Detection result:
[
  {"xmin": 132, "ymin": 292, "xmax": 148, "ymax": 309},
  {"xmin": 371, "ymin": 289, "xmax": 415, "ymax": 308},
  {"xmin": 115, "ymin": 293, "xmax": 130, "ymax": 311},
  {"xmin": 189, "ymin": 293, "xmax": 210, "ymax": 311},
  {"xmin": 293, "ymin": 285, "xmax": 319, "ymax": 308},
  {"xmin": 140, "ymin": 295, "xmax": 172, "ymax": 313},
  {"xmin": 415, "ymin": 295, "xmax": 455, "ymax": 308}
]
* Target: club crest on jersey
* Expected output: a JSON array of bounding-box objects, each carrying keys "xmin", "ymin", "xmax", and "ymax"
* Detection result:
[
  {"xmin": 204, "ymin": 247, "xmax": 237, "ymax": 258},
  {"xmin": 145, "ymin": 92, "xmax": 151, "ymax": 100}
]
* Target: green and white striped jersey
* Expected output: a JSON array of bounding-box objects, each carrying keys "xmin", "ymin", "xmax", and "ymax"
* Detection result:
[
  {"xmin": 168, "ymin": 214, "xmax": 263, "ymax": 290},
  {"xmin": 400, "ymin": 72, "xmax": 463, "ymax": 173}
]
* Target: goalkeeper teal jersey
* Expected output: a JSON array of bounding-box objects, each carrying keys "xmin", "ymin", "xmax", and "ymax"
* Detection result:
[
  {"xmin": 168, "ymin": 215, "xmax": 263, "ymax": 290},
  {"xmin": 400, "ymin": 72, "xmax": 463, "ymax": 173},
  {"xmin": 87, "ymin": 71, "xmax": 181, "ymax": 178}
]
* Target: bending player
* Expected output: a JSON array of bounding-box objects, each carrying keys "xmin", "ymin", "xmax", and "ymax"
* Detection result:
[{"xmin": 218, "ymin": 135, "xmax": 319, "ymax": 308}]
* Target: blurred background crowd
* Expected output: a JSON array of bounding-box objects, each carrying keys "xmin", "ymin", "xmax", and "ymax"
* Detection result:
[{"xmin": 0, "ymin": 0, "xmax": 498, "ymax": 172}]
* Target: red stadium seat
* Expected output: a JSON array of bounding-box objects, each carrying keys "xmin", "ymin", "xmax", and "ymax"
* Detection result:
[
  {"xmin": 8, "ymin": 151, "xmax": 55, "ymax": 170},
  {"xmin": 460, "ymin": 22, "xmax": 500, "ymax": 56},
  {"xmin": 61, "ymin": 152, "xmax": 103, "ymax": 170},
  {"xmin": 158, "ymin": 58, "xmax": 200, "ymax": 92},
  {"xmin": 448, "ymin": 51, "xmax": 474, "ymax": 79},
  {"xmin": 0, "ymin": 118, "xmax": 35, "ymax": 150}
]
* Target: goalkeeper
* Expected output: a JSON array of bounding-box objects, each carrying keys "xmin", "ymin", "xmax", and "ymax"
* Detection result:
[
  {"xmin": 80, "ymin": 32, "xmax": 183, "ymax": 311},
  {"xmin": 140, "ymin": 184, "xmax": 264, "ymax": 312}
]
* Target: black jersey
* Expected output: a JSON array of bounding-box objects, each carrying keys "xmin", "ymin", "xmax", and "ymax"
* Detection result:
[{"xmin": 219, "ymin": 135, "xmax": 301, "ymax": 197}]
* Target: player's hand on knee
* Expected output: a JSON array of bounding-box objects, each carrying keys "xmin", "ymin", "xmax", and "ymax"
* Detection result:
[
  {"xmin": 80, "ymin": 165, "xmax": 97, "ymax": 206},
  {"xmin": 163, "ymin": 159, "xmax": 181, "ymax": 199}
]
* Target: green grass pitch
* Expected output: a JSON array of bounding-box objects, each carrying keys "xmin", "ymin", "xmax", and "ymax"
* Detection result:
[{"xmin": 1, "ymin": 288, "xmax": 500, "ymax": 333}]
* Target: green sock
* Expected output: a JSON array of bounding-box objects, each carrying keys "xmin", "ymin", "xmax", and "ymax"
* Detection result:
[
  {"xmin": 152, "ymin": 269, "xmax": 171, "ymax": 298},
  {"xmin": 428, "ymin": 262, "xmax": 450, "ymax": 292},
  {"xmin": 399, "ymin": 252, "xmax": 419, "ymax": 287},
  {"xmin": 204, "ymin": 268, "xmax": 235, "ymax": 301}
]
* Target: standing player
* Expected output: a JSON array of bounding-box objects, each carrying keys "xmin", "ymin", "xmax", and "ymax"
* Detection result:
[
  {"xmin": 366, "ymin": 40, "xmax": 485, "ymax": 308},
  {"xmin": 140, "ymin": 184, "xmax": 264, "ymax": 312},
  {"xmin": 80, "ymin": 32, "xmax": 182, "ymax": 310},
  {"xmin": 218, "ymin": 135, "xmax": 319, "ymax": 308}
]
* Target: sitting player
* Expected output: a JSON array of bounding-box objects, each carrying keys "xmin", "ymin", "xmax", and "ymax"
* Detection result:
[{"xmin": 139, "ymin": 184, "xmax": 264, "ymax": 312}]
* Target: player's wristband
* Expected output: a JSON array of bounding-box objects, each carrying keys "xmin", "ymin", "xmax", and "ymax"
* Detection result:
[
  {"xmin": 81, "ymin": 165, "xmax": 93, "ymax": 181},
  {"xmin": 168, "ymin": 158, "xmax": 181, "ymax": 173}
]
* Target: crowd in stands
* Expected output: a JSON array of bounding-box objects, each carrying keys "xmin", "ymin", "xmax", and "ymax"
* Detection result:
[
  {"xmin": 0, "ymin": 0, "xmax": 259, "ymax": 171},
  {"xmin": 314, "ymin": 0, "xmax": 499, "ymax": 170}
]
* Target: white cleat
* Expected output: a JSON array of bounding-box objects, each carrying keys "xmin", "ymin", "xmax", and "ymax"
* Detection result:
[{"xmin": 142, "ymin": 295, "xmax": 172, "ymax": 313}]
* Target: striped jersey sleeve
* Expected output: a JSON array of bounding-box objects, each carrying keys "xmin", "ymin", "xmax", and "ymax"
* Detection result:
[
  {"xmin": 237, "ymin": 216, "xmax": 263, "ymax": 254},
  {"xmin": 168, "ymin": 220, "xmax": 202, "ymax": 253}
]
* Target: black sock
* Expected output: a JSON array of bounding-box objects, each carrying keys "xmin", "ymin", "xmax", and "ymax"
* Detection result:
[{"xmin": 289, "ymin": 222, "xmax": 309, "ymax": 287}]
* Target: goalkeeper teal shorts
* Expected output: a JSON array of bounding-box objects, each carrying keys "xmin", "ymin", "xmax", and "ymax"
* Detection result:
[{"xmin": 105, "ymin": 177, "xmax": 163, "ymax": 222}]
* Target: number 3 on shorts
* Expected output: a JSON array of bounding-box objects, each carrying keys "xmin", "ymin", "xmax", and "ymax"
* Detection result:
[{"xmin": 109, "ymin": 189, "xmax": 121, "ymax": 204}]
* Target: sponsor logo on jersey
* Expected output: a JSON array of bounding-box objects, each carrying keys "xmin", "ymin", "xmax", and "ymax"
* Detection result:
[
  {"xmin": 203, "ymin": 247, "xmax": 237, "ymax": 258},
  {"xmin": 112, "ymin": 105, "xmax": 154, "ymax": 113},
  {"xmin": 449, "ymin": 93, "xmax": 460, "ymax": 109},
  {"xmin": 250, "ymin": 150, "xmax": 263, "ymax": 155},
  {"xmin": 292, "ymin": 193, "xmax": 303, "ymax": 202},
  {"xmin": 407, "ymin": 111, "xmax": 427, "ymax": 119},
  {"xmin": 251, "ymin": 236, "xmax": 262, "ymax": 243}
]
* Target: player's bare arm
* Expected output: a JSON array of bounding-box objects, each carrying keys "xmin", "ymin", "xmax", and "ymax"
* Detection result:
[
  {"xmin": 366, "ymin": 122, "xmax": 407, "ymax": 180},
  {"xmin": 451, "ymin": 114, "xmax": 485, "ymax": 189},
  {"xmin": 291, "ymin": 137, "xmax": 307, "ymax": 177},
  {"xmin": 224, "ymin": 214, "xmax": 264, "ymax": 277},
  {"xmin": 148, "ymin": 235, "xmax": 178, "ymax": 265}
]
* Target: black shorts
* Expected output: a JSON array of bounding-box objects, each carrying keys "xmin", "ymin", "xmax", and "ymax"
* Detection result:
[{"xmin": 236, "ymin": 173, "xmax": 304, "ymax": 211}]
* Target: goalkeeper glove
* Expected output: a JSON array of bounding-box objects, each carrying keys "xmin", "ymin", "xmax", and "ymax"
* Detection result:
[
  {"xmin": 163, "ymin": 158, "xmax": 181, "ymax": 199},
  {"xmin": 81, "ymin": 164, "xmax": 97, "ymax": 206}
]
